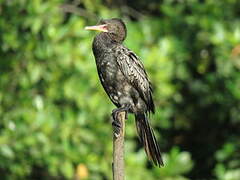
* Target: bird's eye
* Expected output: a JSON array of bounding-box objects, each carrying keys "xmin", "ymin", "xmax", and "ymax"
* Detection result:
[{"xmin": 110, "ymin": 32, "xmax": 116, "ymax": 36}]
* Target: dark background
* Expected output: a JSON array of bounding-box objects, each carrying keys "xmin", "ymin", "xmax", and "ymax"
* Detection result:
[{"xmin": 1, "ymin": 0, "xmax": 240, "ymax": 179}]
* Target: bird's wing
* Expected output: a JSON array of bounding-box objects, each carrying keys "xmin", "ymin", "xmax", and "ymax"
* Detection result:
[{"xmin": 115, "ymin": 46, "xmax": 155, "ymax": 113}]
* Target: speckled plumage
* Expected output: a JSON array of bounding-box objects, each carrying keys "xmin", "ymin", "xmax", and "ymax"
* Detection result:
[{"xmin": 89, "ymin": 18, "xmax": 163, "ymax": 166}]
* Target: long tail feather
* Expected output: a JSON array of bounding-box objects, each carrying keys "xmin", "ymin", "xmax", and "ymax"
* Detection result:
[{"xmin": 135, "ymin": 113, "xmax": 164, "ymax": 167}]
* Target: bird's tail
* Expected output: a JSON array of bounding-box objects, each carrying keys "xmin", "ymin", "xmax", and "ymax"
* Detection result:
[{"xmin": 135, "ymin": 113, "xmax": 163, "ymax": 167}]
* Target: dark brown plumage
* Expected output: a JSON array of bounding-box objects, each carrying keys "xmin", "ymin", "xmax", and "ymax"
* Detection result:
[{"xmin": 85, "ymin": 18, "xmax": 163, "ymax": 166}]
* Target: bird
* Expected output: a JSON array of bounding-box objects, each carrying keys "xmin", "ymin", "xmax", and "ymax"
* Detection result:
[{"xmin": 85, "ymin": 18, "xmax": 163, "ymax": 167}]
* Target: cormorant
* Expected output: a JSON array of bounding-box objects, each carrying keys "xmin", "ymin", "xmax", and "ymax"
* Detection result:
[{"xmin": 85, "ymin": 18, "xmax": 163, "ymax": 166}]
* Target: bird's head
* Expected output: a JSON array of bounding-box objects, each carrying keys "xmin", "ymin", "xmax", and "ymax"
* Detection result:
[{"xmin": 85, "ymin": 18, "xmax": 127, "ymax": 43}]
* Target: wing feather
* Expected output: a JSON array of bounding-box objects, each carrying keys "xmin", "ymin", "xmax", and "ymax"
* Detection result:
[{"xmin": 115, "ymin": 46, "xmax": 155, "ymax": 113}]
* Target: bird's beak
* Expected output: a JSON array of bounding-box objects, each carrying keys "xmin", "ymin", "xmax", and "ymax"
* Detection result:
[{"xmin": 84, "ymin": 24, "xmax": 108, "ymax": 32}]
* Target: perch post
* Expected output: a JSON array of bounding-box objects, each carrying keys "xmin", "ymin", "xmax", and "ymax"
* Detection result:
[{"xmin": 112, "ymin": 111, "xmax": 126, "ymax": 180}]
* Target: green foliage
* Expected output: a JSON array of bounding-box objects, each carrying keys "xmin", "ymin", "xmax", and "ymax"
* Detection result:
[{"xmin": 1, "ymin": 0, "xmax": 240, "ymax": 179}]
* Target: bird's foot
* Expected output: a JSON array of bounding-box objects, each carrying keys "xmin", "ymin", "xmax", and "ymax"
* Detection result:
[
  {"xmin": 112, "ymin": 106, "xmax": 129, "ymax": 121},
  {"xmin": 111, "ymin": 105, "xmax": 130, "ymax": 137}
]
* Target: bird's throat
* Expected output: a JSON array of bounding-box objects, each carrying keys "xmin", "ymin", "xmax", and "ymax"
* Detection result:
[{"xmin": 93, "ymin": 33, "xmax": 118, "ymax": 57}]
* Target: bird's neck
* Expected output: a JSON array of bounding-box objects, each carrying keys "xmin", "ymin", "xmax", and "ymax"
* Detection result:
[{"xmin": 93, "ymin": 33, "xmax": 120, "ymax": 57}]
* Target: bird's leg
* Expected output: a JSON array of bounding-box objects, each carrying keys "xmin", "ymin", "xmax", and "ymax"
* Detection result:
[
  {"xmin": 112, "ymin": 106, "xmax": 129, "ymax": 121},
  {"xmin": 111, "ymin": 105, "xmax": 130, "ymax": 137}
]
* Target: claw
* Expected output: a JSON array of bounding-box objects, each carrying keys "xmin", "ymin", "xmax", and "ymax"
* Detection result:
[
  {"xmin": 112, "ymin": 119, "xmax": 121, "ymax": 128},
  {"xmin": 112, "ymin": 118, "xmax": 121, "ymax": 137},
  {"xmin": 125, "ymin": 111, "xmax": 128, "ymax": 120}
]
